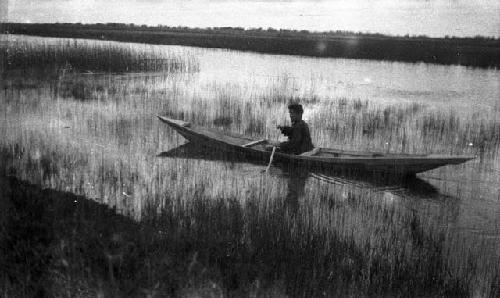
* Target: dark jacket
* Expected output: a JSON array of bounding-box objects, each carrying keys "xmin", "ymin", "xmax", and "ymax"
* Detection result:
[{"xmin": 279, "ymin": 120, "xmax": 314, "ymax": 155}]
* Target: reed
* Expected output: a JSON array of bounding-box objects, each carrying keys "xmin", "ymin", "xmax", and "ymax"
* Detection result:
[{"xmin": 0, "ymin": 35, "xmax": 200, "ymax": 75}]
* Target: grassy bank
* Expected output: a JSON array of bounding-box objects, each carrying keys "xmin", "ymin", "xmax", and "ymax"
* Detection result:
[
  {"xmin": 1, "ymin": 170, "xmax": 484, "ymax": 297},
  {"xmin": 2, "ymin": 23, "xmax": 500, "ymax": 68}
]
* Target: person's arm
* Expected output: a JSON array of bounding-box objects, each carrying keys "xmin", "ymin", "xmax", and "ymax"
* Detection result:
[
  {"xmin": 278, "ymin": 126, "xmax": 293, "ymax": 137},
  {"xmin": 279, "ymin": 125, "xmax": 303, "ymax": 152}
]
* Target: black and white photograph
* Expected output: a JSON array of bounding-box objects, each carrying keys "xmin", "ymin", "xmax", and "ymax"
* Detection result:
[{"xmin": 1, "ymin": 0, "xmax": 499, "ymax": 296}]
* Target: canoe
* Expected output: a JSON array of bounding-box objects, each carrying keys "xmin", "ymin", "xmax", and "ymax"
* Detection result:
[{"xmin": 157, "ymin": 116, "xmax": 475, "ymax": 176}]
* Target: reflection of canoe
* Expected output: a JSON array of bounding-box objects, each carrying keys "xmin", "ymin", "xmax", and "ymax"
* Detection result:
[
  {"xmin": 157, "ymin": 116, "xmax": 475, "ymax": 176},
  {"xmin": 158, "ymin": 142, "xmax": 441, "ymax": 196}
]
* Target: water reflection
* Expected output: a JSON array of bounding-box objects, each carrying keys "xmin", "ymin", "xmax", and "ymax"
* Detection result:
[
  {"xmin": 159, "ymin": 142, "xmax": 308, "ymax": 214},
  {"xmin": 159, "ymin": 141, "xmax": 441, "ymax": 202},
  {"xmin": 157, "ymin": 141, "xmax": 470, "ymax": 245},
  {"xmin": 282, "ymin": 165, "xmax": 308, "ymax": 215}
]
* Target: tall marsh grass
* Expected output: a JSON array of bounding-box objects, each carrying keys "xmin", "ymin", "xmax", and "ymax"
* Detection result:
[
  {"xmin": 0, "ymin": 35, "xmax": 200, "ymax": 74},
  {"xmin": 161, "ymin": 79, "xmax": 498, "ymax": 156},
  {"xmin": 2, "ymin": 73, "xmax": 499, "ymax": 295},
  {"xmin": 5, "ymin": 172, "xmax": 490, "ymax": 296}
]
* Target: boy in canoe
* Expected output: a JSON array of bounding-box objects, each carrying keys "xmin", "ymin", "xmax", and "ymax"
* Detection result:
[{"xmin": 267, "ymin": 103, "xmax": 314, "ymax": 155}]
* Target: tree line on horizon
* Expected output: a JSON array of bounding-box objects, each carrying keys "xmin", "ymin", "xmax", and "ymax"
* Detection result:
[
  {"xmin": 4, "ymin": 22, "xmax": 499, "ymax": 41},
  {"xmin": 2, "ymin": 22, "xmax": 499, "ymax": 68}
]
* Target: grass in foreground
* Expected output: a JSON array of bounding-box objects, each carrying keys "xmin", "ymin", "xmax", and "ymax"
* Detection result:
[{"xmin": 1, "ymin": 172, "xmax": 483, "ymax": 297}]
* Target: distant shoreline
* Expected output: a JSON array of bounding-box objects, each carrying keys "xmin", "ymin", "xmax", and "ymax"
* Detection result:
[{"xmin": 2, "ymin": 23, "xmax": 500, "ymax": 68}]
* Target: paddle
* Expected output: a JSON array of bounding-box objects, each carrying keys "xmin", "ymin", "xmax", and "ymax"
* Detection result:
[{"xmin": 262, "ymin": 146, "xmax": 277, "ymax": 173}]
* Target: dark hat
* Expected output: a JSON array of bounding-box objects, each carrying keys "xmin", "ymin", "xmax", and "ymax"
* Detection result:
[{"xmin": 288, "ymin": 103, "xmax": 304, "ymax": 114}]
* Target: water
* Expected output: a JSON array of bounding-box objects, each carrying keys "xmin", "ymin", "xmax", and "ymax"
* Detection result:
[
  {"xmin": 1, "ymin": 35, "xmax": 500, "ymax": 294},
  {"xmin": 7, "ymin": 0, "xmax": 500, "ymax": 38}
]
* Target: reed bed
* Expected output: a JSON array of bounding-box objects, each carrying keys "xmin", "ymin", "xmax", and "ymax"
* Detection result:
[
  {"xmin": 0, "ymin": 35, "xmax": 200, "ymax": 74},
  {"xmin": 159, "ymin": 80, "xmax": 498, "ymax": 157},
  {"xmin": 4, "ymin": 171, "xmax": 490, "ymax": 296},
  {"xmin": 2, "ymin": 74, "xmax": 499, "ymax": 296},
  {"xmin": 1, "ymin": 35, "xmax": 499, "ymax": 296},
  {"xmin": 2, "ymin": 140, "xmax": 498, "ymax": 296}
]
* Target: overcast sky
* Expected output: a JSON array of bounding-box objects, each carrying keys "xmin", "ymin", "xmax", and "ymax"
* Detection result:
[{"xmin": 3, "ymin": 0, "xmax": 500, "ymax": 37}]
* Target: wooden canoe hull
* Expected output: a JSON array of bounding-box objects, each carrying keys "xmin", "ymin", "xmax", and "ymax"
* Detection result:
[{"xmin": 157, "ymin": 116, "xmax": 475, "ymax": 176}]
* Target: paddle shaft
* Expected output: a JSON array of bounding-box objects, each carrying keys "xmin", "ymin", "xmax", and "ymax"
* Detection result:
[{"xmin": 265, "ymin": 146, "xmax": 277, "ymax": 173}]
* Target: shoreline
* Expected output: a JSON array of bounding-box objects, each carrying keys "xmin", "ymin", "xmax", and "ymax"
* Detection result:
[{"xmin": 2, "ymin": 23, "xmax": 500, "ymax": 69}]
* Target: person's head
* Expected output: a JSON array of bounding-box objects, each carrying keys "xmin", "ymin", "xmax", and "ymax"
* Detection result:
[{"xmin": 288, "ymin": 103, "xmax": 303, "ymax": 122}]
